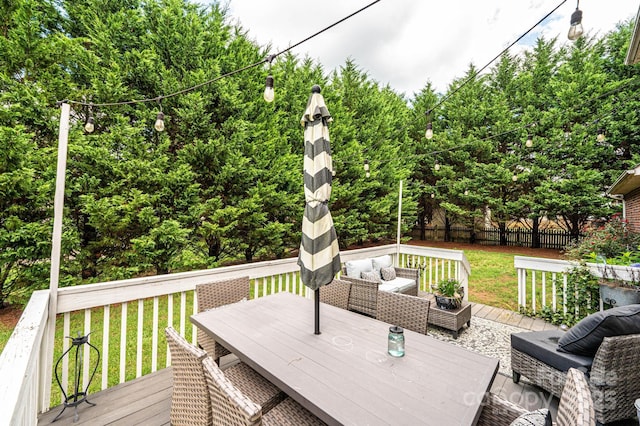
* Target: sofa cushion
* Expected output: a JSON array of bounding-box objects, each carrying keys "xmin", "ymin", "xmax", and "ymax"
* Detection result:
[
  {"xmin": 557, "ymin": 304, "xmax": 640, "ymax": 356},
  {"xmin": 379, "ymin": 277, "xmax": 415, "ymax": 294},
  {"xmin": 372, "ymin": 255, "xmax": 393, "ymax": 271},
  {"xmin": 511, "ymin": 330, "xmax": 594, "ymax": 372},
  {"xmin": 381, "ymin": 266, "xmax": 396, "ymax": 281},
  {"xmin": 345, "ymin": 258, "xmax": 373, "ymax": 278},
  {"xmin": 361, "ymin": 270, "xmax": 381, "ymax": 283},
  {"xmin": 509, "ymin": 408, "xmax": 552, "ymax": 426}
]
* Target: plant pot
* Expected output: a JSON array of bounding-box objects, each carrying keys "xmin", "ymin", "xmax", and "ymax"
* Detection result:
[
  {"xmin": 599, "ymin": 283, "xmax": 640, "ymax": 307},
  {"xmin": 434, "ymin": 295, "xmax": 461, "ymax": 310},
  {"xmin": 434, "ymin": 287, "xmax": 464, "ymax": 310}
]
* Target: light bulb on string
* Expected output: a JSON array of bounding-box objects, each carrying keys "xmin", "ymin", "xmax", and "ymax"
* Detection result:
[
  {"xmin": 567, "ymin": 1, "xmax": 583, "ymax": 41},
  {"xmin": 425, "ymin": 122, "xmax": 433, "ymax": 140},
  {"xmin": 525, "ymin": 134, "xmax": 533, "ymax": 148},
  {"xmin": 596, "ymin": 128, "xmax": 605, "ymax": 142},
  {"xmin": 434, "ymin": 162, "xmax": 440, "ymax": 171},
  {"xmin": 464, "ymin": 190, "xmax": 469, "ymax": 196},
  {"xmin": 154, "ymin": 112, "xmax": 165, "ymax": 132},
  {"xmin": 84, "ymin": 116, "xmax": 95, "ymax": 133},
  {"xmin": 512, "ymin": 174, "xmax": 518, "ymax": 182},
  {"xmin": 365, "ymin": 171, "xmax": 370, "ymax": 178},
  {"xmin": 263, "ymin": 75, "xmax": 275, "ymax": 102},
  {"xmin": 430, "ymin": 193, "xmax": 435, "ymax": 199},
  {"xmin": 364, "ymin": 159, "xmax": 369, "ymax": 172}
]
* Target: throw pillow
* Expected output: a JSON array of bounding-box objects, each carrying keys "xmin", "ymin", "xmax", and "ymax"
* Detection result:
[
  {"xmin": 345, "ymin": 258, "xmax": 373, "ymax": 278},
  {"xmin": 380, "ymin": 266, "xmax": 396, "ymax": 281},
  {"xmin": 509, "ymin": 409, "xmax": 552, "ymax": 426},
  {"xmin": 371, "ymin": 255, "xmax": 393, "ymax": 271},
  {"xmin": 557, "ymin": 304, "xmax": 640, "ymax": 356},
  {"xmin": 361, "ymin": 270, "xmax": 381, "ymax": 283}
]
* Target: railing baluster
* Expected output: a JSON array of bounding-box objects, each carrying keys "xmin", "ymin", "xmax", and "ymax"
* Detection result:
[
  {"xmin": 152, "ymin": 296, "xmax": 158, "ymax": 373},
  {"xmin": 179, "ymin": 292, "xmax": 186, "ymax": 337},
  {"xmin": 62, "ymin": 312, "xmax": 70, "ymax": 396},
  {"xmin": 136, "ymin": 300, "xmax": 143, "ymax": 378},
  {"xmin": 83, "ymin": 308, "xmax": 91, "ymax": 390},
  {"xmin": 102, "ymin": 305, "xmax": 110, "ymax": 390},
  {"xmin": 119, "ymin": 301, "xmax": 127, "ymax": 384},
  {"xmin": 167, "ymin": 294, "xmax": 173, "ymax": 366}
]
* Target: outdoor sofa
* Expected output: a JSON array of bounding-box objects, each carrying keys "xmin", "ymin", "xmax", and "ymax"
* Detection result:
[{"xmin": 510, "ymin": 304, "xmax": 640, "ymax": 424}]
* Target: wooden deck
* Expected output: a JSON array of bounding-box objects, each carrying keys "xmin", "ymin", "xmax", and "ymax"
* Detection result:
[{"xmin": 38, "ymin": 302, "xmax": 559, "ymax": 425}]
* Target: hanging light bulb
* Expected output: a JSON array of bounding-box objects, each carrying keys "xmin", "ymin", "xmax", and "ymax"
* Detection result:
[
  {"xmin": 434, "ymin": 162, "xmax": 440, "ymax": 171},
  {"xmin": 596, "ymin": 128, "xmax": 605, "ymax": 142},
  {"xmin": 525, "ymin": 134, "xmax": 533, "ymax": 148},
  {"xmin": 84, "ymin": 116, "xmax": 95, "ymax": 133},
  {"xmin": 365, "ymin": 171, "xmax": 370, "ymax": 178},
  {"xmin": 364, "ymin": 159, "xmax": 369, "ymax": 172},
  {"xmin": 154, "ymin": 112, "xmax": 165, "ymax": 132},
  {"xmin": 263, "ymin": 75, "xmax": 275, "ymax": 102},
  {"xmin": 332, "ymin": 169, "xmax": 336, "ymax": 177},
  {"xmin": 464, "ymin": 189, "xmax": 469, "ymax": 196},
  {"xmin": 512, "ymin": 174, "xmax": 518, "ymax": 182},
  {"xmin": 425, "ymin": 122, "xmax": 433, "ymax": 140},
  {"xmin": 430, "ymin": 193, "xmax": 435, "ymax": 198},
  {"xmin": 567, "ymin": 1, "xmax": 583, "ymax": 41},
  {"xmin": 564, "ymin": 125, "xmax": 571, "ymax": 139}
]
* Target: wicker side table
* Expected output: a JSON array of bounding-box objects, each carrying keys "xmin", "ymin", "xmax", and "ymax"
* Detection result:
[{"xmin": 424, "ymin": 295, "xmax": 471, "ymax": 339}]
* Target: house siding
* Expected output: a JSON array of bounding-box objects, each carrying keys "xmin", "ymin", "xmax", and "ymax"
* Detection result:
[{"xmin": 626, "ymin": 187, "xmax": 640, "ymax": 232}]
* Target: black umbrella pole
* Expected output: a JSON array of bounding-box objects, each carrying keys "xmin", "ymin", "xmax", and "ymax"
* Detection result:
[{"xmin": 314, "ymin": 289, "xmax": 321, "ymax": 335}]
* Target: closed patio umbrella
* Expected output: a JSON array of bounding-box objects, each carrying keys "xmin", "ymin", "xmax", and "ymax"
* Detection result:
[{"xmin": 298, "ymin": 85, "xmax": 341, "ymax": 335}]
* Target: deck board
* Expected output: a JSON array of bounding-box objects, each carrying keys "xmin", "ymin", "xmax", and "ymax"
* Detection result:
[{"xmin": 39, "ymin": 304, "xmax": 560, "ymax": 426}]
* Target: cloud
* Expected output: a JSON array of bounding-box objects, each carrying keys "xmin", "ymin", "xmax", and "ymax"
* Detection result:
[{"xmin": 207, "ymin": 0, "xmax": 637, "ymax": 96}]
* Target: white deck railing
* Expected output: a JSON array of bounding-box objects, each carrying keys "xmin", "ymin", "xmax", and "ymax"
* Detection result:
[
  {"xmin": 0, "ymin": 243, "xmax": 470, "ymax": 425},
  {"xmin": 514, "ymin": 256, "xmax": 639, "ymax": 315}
]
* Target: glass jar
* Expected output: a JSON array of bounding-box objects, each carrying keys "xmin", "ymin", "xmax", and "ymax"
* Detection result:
[{"xmin": 388, "ymin": 326, "xmax": 405, "ymax": 357}]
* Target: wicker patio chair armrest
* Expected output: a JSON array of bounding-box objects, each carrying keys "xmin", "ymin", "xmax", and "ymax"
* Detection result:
[{"xmin": 477, "ymin": 393, "xmax": 528, "ymax": 426}]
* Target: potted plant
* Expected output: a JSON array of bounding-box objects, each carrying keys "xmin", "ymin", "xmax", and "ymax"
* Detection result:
[
  {"xmin": 433, "ymin": 278, "xmax": 464, "ymax": 310},
  {"xmin": 565, "ymin": 216, "xmax": 640, "ymax": 307}
]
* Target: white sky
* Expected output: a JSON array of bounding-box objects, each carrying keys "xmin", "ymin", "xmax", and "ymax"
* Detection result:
[{"xmin": 207, "ymin": 0, "xmax": 639, "ymax": 97}]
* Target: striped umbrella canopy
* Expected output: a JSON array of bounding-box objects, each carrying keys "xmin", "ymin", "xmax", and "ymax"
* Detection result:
[{"xmin": 298, "ymin": 85, "xmax": 341, "ymax": 334}]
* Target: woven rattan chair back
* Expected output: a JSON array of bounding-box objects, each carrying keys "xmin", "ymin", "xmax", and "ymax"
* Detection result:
[
  {"xmin": 589, "ymin": 333, "xmax": 640, "ymax": 423},
  {"xmin": 201, "ymin": 356, "xmax": 262, "ymax": 426},
  {"xmin": 164, "ymin": 326, "xmax": 212, "ymax": 426},
  {"xmin": 376, "ymin": 291, "xmax": 430, "ymax": 335},
  {"xmin": 556, "ymin": 368, "xmax": 596, "ymax": 426},
  {"xmin": 319, "ymin": 279, "xmax": 351, "ymax": 310},
  {"xmin": 196, "ymin": 276, "xmax": 250, "ymax": 362}
]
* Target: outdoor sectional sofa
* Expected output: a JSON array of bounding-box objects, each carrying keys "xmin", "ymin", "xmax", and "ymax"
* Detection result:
[{"xmin": 510, "ymin": 304, "xmax": 640, "ymax": 424}]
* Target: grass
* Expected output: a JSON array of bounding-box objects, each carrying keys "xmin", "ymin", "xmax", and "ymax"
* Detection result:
[{"xmin": 465, "ymin": 250, "xmax": 521, "ymax": 311}]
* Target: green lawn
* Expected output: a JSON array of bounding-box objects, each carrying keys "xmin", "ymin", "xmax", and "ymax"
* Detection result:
[{"xmin": 465, "ymin": 249, "xmax": 521, "ymax": 311}]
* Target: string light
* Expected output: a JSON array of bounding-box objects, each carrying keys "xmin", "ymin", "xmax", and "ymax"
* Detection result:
[
  {"xmin": 84, "ymin": 115, "xmax": 95, "ymax": 133},
  {"xmin": 596, "ymin": 128, "xmax": 605, "ymax": 142},
  {"xmin": 464, "ymin": 189, "xmax": 469, "ymax": 196},
  {"xmin": 525, "ymin": 134, "xmax": 533, "ymax": 148},
  {"xmin": 434, "ymin": 162, "xmax": 440, "ymax": 171},
  {"xmin": 263, "ymin": 75, "xmax": 275, "ymax": 102},
  {"xmin": 568, "ymin": 0, "xmax": 583, "ymax": 41},
  {"xmin": 154, "ymin": 112, "xmax": 165, "ymax": 132},
  {"xmin": 425, "ymin": 121, "xmax": 433, "ymax": 140},
  {"xmin": 512, "ymin": 174, "xmax": 518, "ymax": 182}
]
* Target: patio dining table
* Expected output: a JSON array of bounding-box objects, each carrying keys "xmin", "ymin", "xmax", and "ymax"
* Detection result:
[{"xmin": 191, "ymin": 292, "xmax": 498, "ymax": 426}]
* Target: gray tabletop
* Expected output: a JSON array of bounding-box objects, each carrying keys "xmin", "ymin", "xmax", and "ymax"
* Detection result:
[{"xmin": 191, "ymin": 292, "xmax": 498, "ymax": 426}]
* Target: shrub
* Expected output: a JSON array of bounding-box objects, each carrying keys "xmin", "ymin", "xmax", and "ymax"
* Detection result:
[{"xmin": 564, "ymin": 215, "xmax": 640, "ymax": 264}]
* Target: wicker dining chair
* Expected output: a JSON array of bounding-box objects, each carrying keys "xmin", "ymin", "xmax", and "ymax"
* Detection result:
[
  {"xmin": 196, "ymin": 276, "xmax": 251, "ymax": 364},
  {"xmin": 202, "ymin": 357, "xmax": 325, "ymax": 426},
  {"xmin": 376, "ymin": 291, "xmax": 430, "ymax": 335},
  {"xmin": 477, "ymin": 368, "xmax": 595, "ymax": 426},
  {"xmin": 165, "ymin": 326, "xmax": 212, "ymax": 426},
  {"xmin": 165, "ymin": 327, "xmax": 284, "ymax": 424},
  {"xmin": 319, "ymin": 279, "xmax": 351, "ymax": 310}
]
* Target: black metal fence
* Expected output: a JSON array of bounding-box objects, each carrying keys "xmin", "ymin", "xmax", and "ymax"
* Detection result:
[{"xmin": 416, "ymin": 225, "xmax": 579, "ymax": 250}]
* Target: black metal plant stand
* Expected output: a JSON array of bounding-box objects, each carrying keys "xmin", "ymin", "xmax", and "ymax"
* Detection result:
[{"xmin": 52, "ymin": 332, "xmax": 100, "ymax": 423}]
